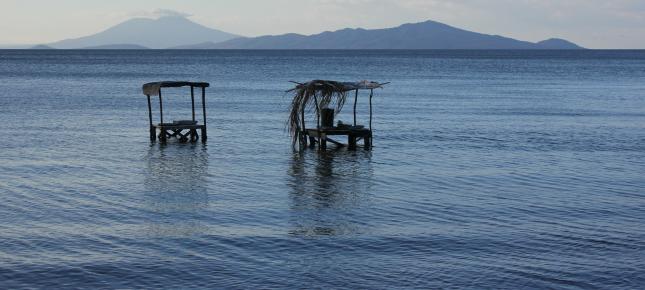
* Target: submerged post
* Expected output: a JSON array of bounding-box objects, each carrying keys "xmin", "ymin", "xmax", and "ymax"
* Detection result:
[
  {"xmin": 201, "ymin": 86, "xmax": 207, "ymax": 142},
  {"xmin": 147, "ymin": 94, "xmax": 154, "ymax": 141}
]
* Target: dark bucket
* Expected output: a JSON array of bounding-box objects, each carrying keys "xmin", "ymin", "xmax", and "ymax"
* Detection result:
[{"xmin": 321, "ymin": 108, "xmax": 334, "ymax": 128}]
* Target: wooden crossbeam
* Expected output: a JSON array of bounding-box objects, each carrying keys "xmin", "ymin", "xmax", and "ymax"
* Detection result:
[
  {"xmin": 326, "ymin": 138, "xmax": 345, "ymax": 147},
  {"xmin": 158, "ymin": 128, "xmax": 199, "ymax": 143}
]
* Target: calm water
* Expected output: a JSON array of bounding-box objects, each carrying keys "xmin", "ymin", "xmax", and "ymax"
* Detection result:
[{"xmin": 1, "ymin": 50, "xmax": 644, "ymax": 289}]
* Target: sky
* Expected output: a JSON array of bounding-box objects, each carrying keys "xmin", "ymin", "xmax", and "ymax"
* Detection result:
[{"xmin": 1, "ymin": 0, "xmax": 644, "ymax": 48}]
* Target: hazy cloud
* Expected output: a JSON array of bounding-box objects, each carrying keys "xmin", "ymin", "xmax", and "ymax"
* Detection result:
[
  {"xmin": 153, "ymin": 9, "xmax": 192, "ymax": 18},
  {"xmin": 113, "ymin": 8, "xmax": 192, "ymax": 20}
]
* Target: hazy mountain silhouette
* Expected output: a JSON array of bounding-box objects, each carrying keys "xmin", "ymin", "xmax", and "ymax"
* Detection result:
[
  {"xmin": 535, "ymin": 38, "xmax": 582, "ymax": 49},
  {"xmin": 82, "ymin": 44, "xmax": 149, "ymax": 49},
  {"xmin": 186, "ymin": 20, "xmax": 582, "ymax": 49},
  {"xmin": 49, "ymin": 16, "xmax": 239, "ymax": 49},
  {"xmin": 169, "ymin": 41, "xmax": 221, "ymax": 49},
  {"xmin": 30, "ymin": 44, "xmax": 55, "ymax": 49}
]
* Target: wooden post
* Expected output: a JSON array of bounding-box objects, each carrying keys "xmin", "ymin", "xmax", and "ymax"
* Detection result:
[
  {"xmin": 190, "ymin": 128, "xmax": 197, "ymax": 142},
  {"xmin": 313, "ymin": 94, "xmax": 320, "ymax": 129},
  {"xmin": 320, "ymin": 133, "xmax": 327, "ymax": 150},
  {"xmin": 158, "ymin": 89, "xmax": 164, "ymax": 125},
  {"xmin": 353, "ymin": 89, "xmax": 358, "ymax": 126},
  {"xmin": 147, "ymin": 94, "xmax": 155, "ymax": 142},
  {"xmin": 364, "ymin": 132, "xmax": 371, "ymax": 150},
  {"xmin": 147, "ymin": 94, "xmax": 153, "ymax": 126},
  {"xmin": 313, "ymin": 94, "xmax": 321, "ymax": 149},
  {"xmin": 301, "ymin": 101, "xmax": 307, "ymax": 147},
  {"xmin": 191, "ymin": 86, "xmax": 196, "ymax": 122},
  {"xmin": 201, "ymin": 87, "xmax": 207, "ymax": 142},
  {"xmin": 160, "ymin": 126, "xmax": 167, "ymax": 143},
  {"xmin": 348, "ymin": 134, "xmax": 357, "ymax": 150},
  {"xmin": 368, "ymin": 89, "xmax": 373, "ymax": 148},
  {"xmin": 369, "ymin": 89, "xmax": 373, "ymax": 131}
]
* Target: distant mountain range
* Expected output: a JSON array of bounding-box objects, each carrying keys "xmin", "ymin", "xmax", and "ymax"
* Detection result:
[
  {"xmin": 30, "ymin": 16, "xmax": 582, "ymax": 50},
  {"xmin": 195, "ymin": 20, "xmax": 582, "ymax": 49}
]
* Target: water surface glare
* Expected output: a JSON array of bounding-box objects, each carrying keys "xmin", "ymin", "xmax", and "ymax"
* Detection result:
[{"xmin": 1, "ymin": 50, "xmax": 644, "ymax": 289}]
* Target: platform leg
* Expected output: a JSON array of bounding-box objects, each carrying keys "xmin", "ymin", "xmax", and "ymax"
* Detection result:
[
  {"xmin": 309, "ymin": 136, "xmax": 316, "ymax": 148},
  {"xmin": 320, "ymin": 133, "xmax": 327, "ymax": 150},
  {"xmin": 364, "ymin": 133, "xmax": 372, "ymax": 150},
  {"xmin": 201, "ymin": 127, "xmax": 207, "ymax": 143},
  {"xmin": 149, "ymin": 126, "xmax": 156, "ymax": 142},
  {"xmin": 189, "ymin": 129, "xmax": 197, "ymax": 142},
  {"xmin": 160, "ymin": 128, "xmax": 167, "ymax": 143},
  {"xmin": 299, "ymin": 132, "xmax": 306, "ymax": 148},
  {"xmin": 348, "ymin": 134, "xmax": 357, "ymax": 151}
]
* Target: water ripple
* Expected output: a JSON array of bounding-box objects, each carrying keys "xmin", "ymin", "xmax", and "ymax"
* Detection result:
[{"xmin": 1, "ymin": 50, "xmax": 644, "ymax": 289}]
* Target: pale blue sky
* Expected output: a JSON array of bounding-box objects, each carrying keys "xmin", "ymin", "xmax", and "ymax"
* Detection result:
[{"xmin": 1, "ymin": 0, "xmax": 644, "ymax": 48}]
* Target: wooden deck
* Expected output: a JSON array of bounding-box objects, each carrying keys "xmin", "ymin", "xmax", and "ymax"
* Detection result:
[
  {"xmin": 304, "ymin": 128, "xmax": 371, "ymax": 150},
  {"xmin": 151, "ymin": 123, "xmax": 207, "ymax": 143}
]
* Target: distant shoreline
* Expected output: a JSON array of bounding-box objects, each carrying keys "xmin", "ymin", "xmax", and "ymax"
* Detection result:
[{"xmin": 4, "ymin": 48, "xmax": 645, "ymax": 51}]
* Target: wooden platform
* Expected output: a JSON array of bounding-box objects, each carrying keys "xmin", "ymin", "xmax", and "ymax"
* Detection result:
[
  {"xmin": 304, "ymin": 128, "xmax": 371, "ymax": 150},
  {"xmin": 151, "ymin": 123, "xmax": 207, "ymax": 143},
  {"xmin": 143, "ymin": 81, "xmax": 210, "ymax": 145}
]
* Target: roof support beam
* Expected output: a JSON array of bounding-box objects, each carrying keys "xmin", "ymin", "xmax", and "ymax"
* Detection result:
[
  {"xmin": 369, "ymin": 89, "xmax": 373, "ymax": 131},
  {"xmin": 201, "ymin": 87, "xmax": 207, "ymax": 127},
  {"xmin": 191, "ymin": 86, "xmax": 196, "ymax": 122},
  {"xmin": 353, "ymin": 89, "xmax": 358, "ymax": 126},
  {"xmin": 146, "ymin": 94, "xmax": 153, "ymax": 127},
  {"xmin": 158, "ymin": 89, "xmax": 164, "ymax": 125}
]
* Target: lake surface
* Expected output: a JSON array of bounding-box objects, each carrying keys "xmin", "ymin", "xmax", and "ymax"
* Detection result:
[{"xmin": 1, "ymin": 50, "xmax": 644, "ymax": 289}]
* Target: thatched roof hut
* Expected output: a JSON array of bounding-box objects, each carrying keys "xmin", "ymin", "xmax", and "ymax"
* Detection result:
[{"xmin": 287, "ymin": 80, "xmax": 387, "ymax": 149}]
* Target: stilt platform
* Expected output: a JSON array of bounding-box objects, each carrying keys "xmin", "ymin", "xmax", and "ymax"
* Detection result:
[
  {"xmin": 142, "ymin": 81, "xmax": 210, "ymax": 144},
  {"xmin": 304, "ymin": 128, "xmax": 372, "ymax": 150},
  {"xmin": 287, "ymin": 80, "xmax": 387, "ymax": 152}
]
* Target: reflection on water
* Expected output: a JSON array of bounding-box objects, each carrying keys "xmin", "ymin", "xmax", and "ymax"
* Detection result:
[
  {"xmin": 143, "ymin": 144, "xmax": 210, "ymax": 237},
  {"xmin": 287, "ymin": 150, "xmax": 374, "ymax": 236}
]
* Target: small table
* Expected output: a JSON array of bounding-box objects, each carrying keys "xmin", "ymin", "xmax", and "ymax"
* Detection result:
[{"xmin": 305, "ymin": 127, "xmax": 372, "ymax": 150}]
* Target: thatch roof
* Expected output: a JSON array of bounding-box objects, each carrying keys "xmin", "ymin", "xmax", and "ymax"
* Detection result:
[
  {"xmin": 286, "ymin": 80, "xmax": 387, "ymax": 147},
  {"xmin": 143, "ymin": 81, "xmax": 210, "ymax": 96},
  {"xmin": 288, "ymin": 80, "xmax": 386, "ymax": 93}
]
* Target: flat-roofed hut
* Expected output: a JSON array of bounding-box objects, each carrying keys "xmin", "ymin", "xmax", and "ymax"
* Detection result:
[
  {"xmin": 142, "ymin": 81, "xmax": 210, "ymax": 143},
  {"xmin": 287, "ymin": 80, "xmax": 387, "ymax": 151}
]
